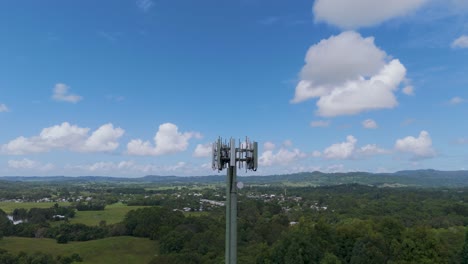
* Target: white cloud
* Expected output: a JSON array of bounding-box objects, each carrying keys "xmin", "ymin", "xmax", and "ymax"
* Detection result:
[
  {"xmin": 395, "ymin": 130, "xmax": 436, "ymax": 159},
  {"xmin": 310, "ymin": 120, "xmax": 330, "ymax": 127},
  {"xmin": 451, "ymin": 35, "xmax": 468, "ymax": 49},
  {"xmin": 193, "ymin": 143, "xmax": 212, "ymax": 158},
  {"xmin": 8, "ymin": 159, "xmax": 54, "ymax": 171},
  {"xmin": 0, "ymin": 104, "xmax": 9, "ymax": 112},
  {"xmin": 76, "ymin": 161, "xmax": 139, "ymax": 172},
  {"xmin": 80, "ymin": 124, "xmax": 125, "ymax": 152},
  {"xmin": 259, "ymin": 148, "xmax": 306, "ymax": 166},
  {"xmin": 282, "ymin": 140, "xmax": 293, "ymax": 147},
  {"xmin": 455, "ymin": 138, "xmax": 468, "ymax": 145},
  {"xmin": 358, "ymin": 144, "xmax": 389, "ymax": 155},
  {"xmin": 402, "ymin": 86, "xmax": 415, "ymax": 95},
  {"xmin": 292, "ymin": 31, "xmax": 406, "ymax": 117},
  {"xmin": 258, "ymin": 140, "xmax": 306, "ymax": 167},
  {"xmin": 313, "ymin": 0, "xmax": 427, "ymax": 29},
  {"xmin": 127, "ymin": 140, "xmax": 156, "ymax": 156},
  {"xmin": 52, "ymin": 83, "xmax": 83, "ymax": 103},
  {"xmin": 323, "ymin": 135, "xmax": 357, "ymax": 159},
  {"xmin": 450, "ymin": 96, "xmax": 465, "ymax": 105},
  {"xmin": 1, "ymin": 122, "xmax": 124, "ymax": 155},
  {"xmin": 127, "ymin": 123, "xmax": 201, "ymax": 156},
  {"xmin": 69, "ymin": 160, "xmax": 208, "ymax": 176},
  {"xmin": 263, "ymin": 141, "xmax": 276, "ymax": 151},
  {"xmin": 137, "ymin": 0, "xmax": 154, "ymax": 12},
  {"xmin": 362, "ymin": 119, "xmax": 378, "ymax": 129},
  {"xmin": 325, "ymin": 164, "xmax": 346, "ymax": 173},
  {"xmin": 401, "ymin": 118, "xmax": 416, "ymax": 126},
  {"xmin": 312, "ymin": 150, "xmax": 322, "ymax": 157},
  {"xmin": 321, "ymin": 135, "xmax": 388, "ymax": 159}
]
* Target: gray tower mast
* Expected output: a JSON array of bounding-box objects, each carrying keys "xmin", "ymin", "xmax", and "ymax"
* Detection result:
[{"xmin": 212, "ymin": 137, "xmax": 258, "ymax": 264}]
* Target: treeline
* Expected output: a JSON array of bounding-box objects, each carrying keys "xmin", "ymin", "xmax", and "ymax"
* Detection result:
[
  {"xmin": 12, "ymin": 204, "xmax": 75, "ymax": 223},
  {"xmin": 257, "ymin": 218, "xmax": 468, "ymax": 264},
  {"xmin": 0, "ymin": 181, "xmax": 53, "ymax": 201},
  {"xmin": 122, "ymin": 207, "xmax": 225, "ymax": 263},
  {"xmin": 0, "ymin": 249, "xmax": 82, "ymax": 264},
  {"xmin": 75, "ymin": 201, "xmax": 105, "ymax": 211},
  {"xmin": 285, "ymin": 184, "xmax": 468, "ymax": 228}
]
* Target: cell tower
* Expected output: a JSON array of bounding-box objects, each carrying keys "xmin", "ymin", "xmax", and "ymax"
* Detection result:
[{"xmin": 212, "ymin": 137, "xmax": 258, "ymax": 264}]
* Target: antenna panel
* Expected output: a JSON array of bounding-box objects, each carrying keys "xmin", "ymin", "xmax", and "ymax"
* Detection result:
[{"xmin": 230, "ymin": 138, "xmax": 236, "ymax": 167}]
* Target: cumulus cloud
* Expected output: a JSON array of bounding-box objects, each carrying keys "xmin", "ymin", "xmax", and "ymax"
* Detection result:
[
  {"xmin": 357, "ymin": 144, "xmax": 389, "ymax": 155},
  {"xmin": 313, "ymin": 0, "xmax": 427, "ymax": 29},
  {"xmin": 395, "ymin": 130, "xmax": 436, "ymax": 159},
  {"xmin": 259, "ymin": 148, "xmax": 306, "ymax": 166},
  {"xmin": 73, "ymin": 161, "xmax": 142, "ymax": 173},
  {"xmin": 323, "ymin": 135, "xmax": 357, "ymax": 159},
  {"xmin": 450, "ymin": 96, "xmax": 465, "ymax": 105},
  {"xmin": 137, "ymin": 0, "xmax": 154, "ymax": 12},
  {"xmin": 1, "ymin": 122, "xmax": 124, "ymax": 155},
  {"xmin": 263, "ymin": 141, "xmax": 276, "ymax": 151},
  {"xmin": 66, "ymin": 161, "xmax": 191, "ymax": 176},
  {"xmin": 451, "ymin": 35, "xmax": 468, "ymax": 49},
  {"xmin": 455, "ymin": 138, "xmax": 468, "ymax": 145},
  {"xmin": 401, "ymin": 118, "xmax": 416, "ymax": 126},
  {"xmin": 8, "ymin": 159, "xmax": 54, "ymax": 171},
  {"xmin": 127, "ymin": 123, "xmax": 201, "ymax": 156},
  {"xmin": 52, "ymin": 83, "xmax": 83, "ymax": 103},
  {"xmin": 193, "ymin": 143, "xmax": 212, "ymax": 158},
  {"xmin": 282, "ymin": 140, "xmax": 293, "ymax": 147},
  {"xmin": 312, "ymin": 150, "xmax": 322, "ymax": 157},
  {"xmin": 258, "ymin": 140, "xmax": 306, "ymax": 166},
  {"xmin": 292, "ymin": 31, "xmax": 406, "ymax": 117},
  {"xmin": 80, "ymin": 124, "xmax": 125, "ymax": 152},
  {"xmin": 320, "ymin": 135, "xmax": 388, "ymax": 159},
  {"xmin": 362, "ymin": 119, "xmax": 378, "ymax": 129},
  {"xmin": 402, "ymin": 86, "xmax": 415, "ymax": 95},
  {"xmin": 0, "ymin": 103, "xmax": 9, "ymax": 112},
  {"xmin": 69, "ymin": 160, "xmax": 208, "ymax": 176},
  {"xmin": 325, "ymin": 164, "xmax": 346, "ymax": 173},
  {"xmin": 310, "ymin": 120, "xmax": 330, "ymax": 127}
]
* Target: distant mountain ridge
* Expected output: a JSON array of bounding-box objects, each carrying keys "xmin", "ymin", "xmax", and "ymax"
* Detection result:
[{"xmin": 1, "ymin": 169, "xmax": 468, "ymax": 187}]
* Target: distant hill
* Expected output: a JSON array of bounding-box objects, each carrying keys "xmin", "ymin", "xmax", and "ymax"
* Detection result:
[{"xmin": 1, "ymin": 170, "xmax": 468, "ymax": 187}]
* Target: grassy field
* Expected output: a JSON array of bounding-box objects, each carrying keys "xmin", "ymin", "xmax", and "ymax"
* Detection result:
[
  {"xmin": 0, "ymin": 202, "xmax": 71, "ymax": 214},
  {"xmin": 0, "ymin": 236, "xmax": 158, "ymax": 264},
  {"xmin": 69, "ymin": 203, "xmax": 149, "ymax": 226}
]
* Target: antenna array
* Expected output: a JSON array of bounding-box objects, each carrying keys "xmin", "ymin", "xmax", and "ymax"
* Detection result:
[{"xmin": 212, "ymin": 137, "xmax": 258, "ymax": 172}]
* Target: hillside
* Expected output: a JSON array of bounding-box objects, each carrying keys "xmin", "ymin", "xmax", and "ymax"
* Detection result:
[{"xmin": 1, "ymin": 169, "xmax": 468, "ymax": 187}]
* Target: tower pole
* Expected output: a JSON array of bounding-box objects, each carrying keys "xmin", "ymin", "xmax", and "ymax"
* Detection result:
[
  {"xmin": 228, "ymin": 165, "xmax": 237, "ymax": 264},
  {"xmin": 225, "ymin": 165, "xmax": 232, "ymax": 263},
  {"xmin": 213, "ymin": 137, "xmax": 257, "ymax": 264}
]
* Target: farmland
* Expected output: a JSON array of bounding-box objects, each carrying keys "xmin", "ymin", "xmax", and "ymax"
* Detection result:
[
  {"xmin": 0, "ymin": 236, "xmax": 158, "ymax": 264},
  {"xmin": 69, "ymin": 203, "xmax": 149, "ymax": 226}
]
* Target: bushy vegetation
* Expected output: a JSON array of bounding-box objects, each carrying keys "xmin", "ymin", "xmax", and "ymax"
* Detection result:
[
  {"xmin": 75, "ymin": 201, "xmax": 106, "ymax": 211},
  {"xmin": 0, "ymin": 249, "xmax": 82, "ymax": 264},
  {"xmin": 0, "ymin": 178, "xmax": 468, "ymax": 263}
]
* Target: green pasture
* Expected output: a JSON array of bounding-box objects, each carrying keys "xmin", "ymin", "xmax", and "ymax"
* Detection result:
[
  {"xmin": 0, "ymin": 202, "xmax": 71, "ymax": 214},
  {"xmin": 70, "ymin": 203, "xmax": 149, "ymax": 226},
  {"xmin": 0, "ymin": 236, "xmax": 158, "ymax": 264}
]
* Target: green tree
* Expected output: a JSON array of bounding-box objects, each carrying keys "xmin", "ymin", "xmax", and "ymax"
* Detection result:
[
  {"xmin": 462, "ymin": 230, "xmax": 468, "ymax": 264},
  {"xmin": 320, "ymin": 252, "xmax": 341, "ymax": 264}
]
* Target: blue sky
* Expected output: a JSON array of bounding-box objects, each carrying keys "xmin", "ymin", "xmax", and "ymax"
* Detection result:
[{"xmin": 0, "ymin": 0, "xmax": 467, "ymax": 177}]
